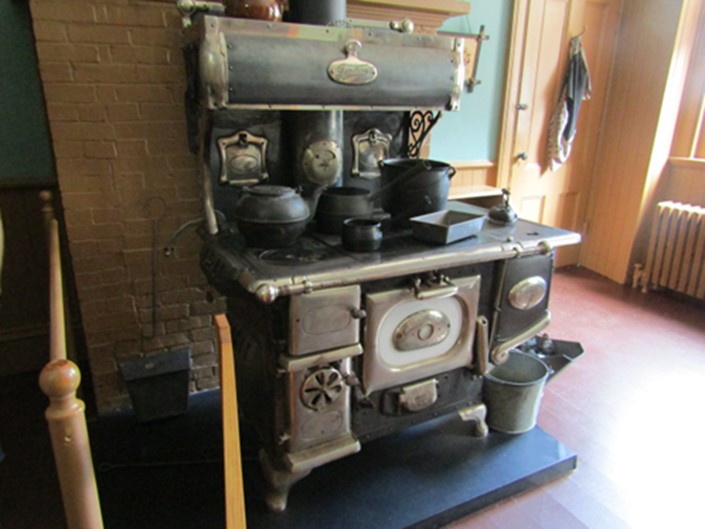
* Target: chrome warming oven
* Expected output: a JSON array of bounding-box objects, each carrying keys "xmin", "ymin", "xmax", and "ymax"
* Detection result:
[{"xmin": 176, "ymin": 0, "xmax": 581, "ymax": 513}]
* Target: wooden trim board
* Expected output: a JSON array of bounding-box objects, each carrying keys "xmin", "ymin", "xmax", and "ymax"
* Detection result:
[{"xmin": 216, "ymin": 314, "xmax": 247, "ymax": 529}]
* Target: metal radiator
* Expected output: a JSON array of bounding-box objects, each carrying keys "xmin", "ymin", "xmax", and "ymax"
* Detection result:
[{"xmin": 642, "ymin": 201, "xmax": 705, "ymax": 300}]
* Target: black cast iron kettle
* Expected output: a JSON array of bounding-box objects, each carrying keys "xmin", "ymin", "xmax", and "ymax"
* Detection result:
[
  {"xmin": 488, "ymin": 188, "xmax": 518, "ymax": 225},
  {"xmin": 233, "ymin": 185, "xmax": 310, "ymax": 248}
]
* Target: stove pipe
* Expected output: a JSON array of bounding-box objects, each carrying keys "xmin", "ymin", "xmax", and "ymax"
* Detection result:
[
  {"xmin": 288, "ymin": 0, "xmax": 347, "ymax": 25},
  {"xmin": 286, "ymin": 0, "xmax": 347, "ymax": 194}
]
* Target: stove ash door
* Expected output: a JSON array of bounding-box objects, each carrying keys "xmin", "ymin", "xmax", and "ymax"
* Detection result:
[{"xmin": 362, "ymin": 276, "xmax": 481, "ymax": 395}]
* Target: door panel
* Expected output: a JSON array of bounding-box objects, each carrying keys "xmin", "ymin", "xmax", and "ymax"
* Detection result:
[
  {"xmin": 526, "ymin": 0, "xmax": 571, "ymax": 167},
  {"xmin": 510, "ymin": 0, "xmax": 573, "ymax": 227},
  {"xmin": 519, "ymin": 194, "xmax": 546, "ymax": 221},
  {"xmin": 503, "ymin": 0, "xmax": 621, "ymax": 267}
]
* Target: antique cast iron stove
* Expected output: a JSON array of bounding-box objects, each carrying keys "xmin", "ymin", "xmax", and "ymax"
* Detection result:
[{"xmin": 177, "ymin": 0, "xmax": 580, "ymax": 512}]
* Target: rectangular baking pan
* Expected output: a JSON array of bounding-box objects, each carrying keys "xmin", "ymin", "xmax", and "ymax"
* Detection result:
[{"xmin": 410, "ymin": 210, "xmax": 486, "ymax": 244}]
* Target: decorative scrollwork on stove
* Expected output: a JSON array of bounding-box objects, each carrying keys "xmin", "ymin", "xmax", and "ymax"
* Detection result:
[
  {"xmin": 405, "ymin": 110, "xmax": 443, "ymax": 159},
  {"xmin": 301, "ymin": 368, "xmax": 345, "ymax": 410}
]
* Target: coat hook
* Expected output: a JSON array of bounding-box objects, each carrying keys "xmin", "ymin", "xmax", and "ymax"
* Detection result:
[{"xmin": 575, "ymin": 25, "xmax": 587, "ymax": 38}]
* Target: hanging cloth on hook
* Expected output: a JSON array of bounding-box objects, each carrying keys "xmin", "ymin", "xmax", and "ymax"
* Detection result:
[{"xmin": 546, "ymin": 34, "xmax": 592, "ymax": 171}]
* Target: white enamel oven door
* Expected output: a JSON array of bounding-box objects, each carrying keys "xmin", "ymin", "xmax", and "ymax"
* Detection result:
[{"xmin": 362, "ymin": 275, "xmax": 480, "ymax": 395}]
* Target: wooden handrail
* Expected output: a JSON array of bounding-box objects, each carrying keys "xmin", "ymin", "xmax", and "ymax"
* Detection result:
[
  {"xmin": 216, "ymin": 313, "xmax": 247, "ymax": 529},
  {"xmin": 40, "ymin": 192, "xmax": 64, "ymax": 356},
  {"xmin": 39, "ymin": 191, "xmax": 104, "ymax": 529}
]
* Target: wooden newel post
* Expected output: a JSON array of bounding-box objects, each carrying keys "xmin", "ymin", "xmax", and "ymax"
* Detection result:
[
  {"xmin": 39, "ymin": 190, "xmax": 104, "ymax": 529},
  {"xmin": 39, "ymin": 359, "xmax": 104, "ymax": 529}
]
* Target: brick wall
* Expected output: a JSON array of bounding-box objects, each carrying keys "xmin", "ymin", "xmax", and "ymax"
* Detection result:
[{"xmin": 28, "ymin": 0, "xmax": 224, "ymax": 412}]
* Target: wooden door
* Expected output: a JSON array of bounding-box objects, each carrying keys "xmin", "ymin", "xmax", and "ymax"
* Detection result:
[{"xmin": 498, "ymin": 0, "xmax": 621, "ymax": 266}]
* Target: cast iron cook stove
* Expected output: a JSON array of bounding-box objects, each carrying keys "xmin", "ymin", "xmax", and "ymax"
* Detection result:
[{"xmin": 177, "ymin": 0, "xmax": 582, "ymax": 518}]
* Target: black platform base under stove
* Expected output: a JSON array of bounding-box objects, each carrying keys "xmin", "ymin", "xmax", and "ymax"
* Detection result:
[
  {"xmin": 92, "ymin": 391, "xmax": 577, "ymax": 529},
  {"xmin": 247, "ymin": 416, "xmax": 576, "ymax": 529}
]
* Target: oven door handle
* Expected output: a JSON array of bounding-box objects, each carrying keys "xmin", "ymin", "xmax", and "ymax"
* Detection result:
[{"xmin": 413, "ymin": 277, "xmax": 459, "ymax": 300}]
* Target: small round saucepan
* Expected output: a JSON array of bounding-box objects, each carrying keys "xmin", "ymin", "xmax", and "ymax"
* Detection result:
[{"xmin": 341, "ymin": 217, "xmax": 383, "ymax": 253}]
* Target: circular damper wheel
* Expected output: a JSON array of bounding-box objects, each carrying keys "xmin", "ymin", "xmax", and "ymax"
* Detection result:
[{"xmin": 300, "ymin": 368, "xmax": 344, "ymax": 411}]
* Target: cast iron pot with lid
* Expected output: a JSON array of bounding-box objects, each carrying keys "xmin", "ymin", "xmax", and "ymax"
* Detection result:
[
  {"xmin": 233, "ymin": 185, "xmax": 310, "ymax": 248},
  {"xmin": 316, "ymin": 160, "xmax": 433, "ymax": 234},
  {"xmin": 377, "ymin": 158, "xmax": 456, "ymax": 221}
]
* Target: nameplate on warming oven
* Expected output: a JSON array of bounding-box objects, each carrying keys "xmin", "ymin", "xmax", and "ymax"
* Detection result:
[{"xmin": 328, "ymin": 39, "xmax": 378, "ymax": 86}]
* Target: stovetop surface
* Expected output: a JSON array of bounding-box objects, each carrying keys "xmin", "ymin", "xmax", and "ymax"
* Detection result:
[{"xmin": 204, "ymin": 203, "xmax": 581, "ymax": 296}]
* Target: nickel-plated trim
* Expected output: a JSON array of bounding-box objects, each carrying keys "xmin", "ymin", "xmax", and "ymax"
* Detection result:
[
  {"xmin": 393, "ymin": 310, "xmax": 450, "ymax": 351},
  {"xmin": 217, "ymin": 130, "xmax": 269, "ymax": 186},
  {"xmin": 475, "ymin": 315, "xmax": 489, "ymax": 375},
  {"xmin": 489, "ymin": 311, "xmax": 551, "ymax": 366},
  {"xmin": 193, "ymin": 15, "xmax": 461, "ymax": 112},
  {"xmin": 352, "ymin": 128, "xmax": 392, "ymax": 179},
  {"xmin": 206, "ymin": 103, "xmax": 454, "ymax": 112},
  {"xmin": 284, "ymin": 433, "xmax": 361, "ymax": 474},
  {"xmin": 199, "ymin": 18, "xmax": 228, "ymax": 109},
  {"xmin": 508, "ymin": 276, "xmax": 548, "ymax": 310},
  {"xmin": 398, "ymin": 378, "xmax": 439, "ymax": 412},
  {"xmin": 243, "ymin": 234, "xmax": 580, "ymax": 301},
  {"xmin": 288, "ymin": 285, "xmax": 360, "ymax": 357},
  {"xmin": 449, "ymin": 37, "xmax": 465, "ymax": 111},
  {"xmin": 327, "ymin": 40, "xmax": 378, "ymax": 85},
  {"xmin": 362, "ymin": 275, "xmax": 480, "ymax": 394},
  {"xmin": 279, "ymin": 344, "xmax": 363, "ymax": 373},
  {"xmin": 345, "ymin": 18, "xmax": 415, "ymax": 33},
  {"xmin": 458, "ymin": 403, "xmax": 489, "ymax": 437}
]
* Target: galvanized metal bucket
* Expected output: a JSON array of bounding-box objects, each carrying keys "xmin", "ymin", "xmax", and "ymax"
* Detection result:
[{"xmin": 483, "ymin": 350, "xmax": 550, "ymax": 434}]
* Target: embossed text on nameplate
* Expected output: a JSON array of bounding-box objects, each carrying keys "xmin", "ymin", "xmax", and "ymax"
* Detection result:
[{"xmin": 328, "ymin": 39, "xmax": 378, "ymax": 86}]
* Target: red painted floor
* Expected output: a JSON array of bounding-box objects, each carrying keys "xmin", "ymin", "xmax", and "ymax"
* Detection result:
[{"xmin": 447, "ymin": 267, "xmax": 705, "ymax": 529}]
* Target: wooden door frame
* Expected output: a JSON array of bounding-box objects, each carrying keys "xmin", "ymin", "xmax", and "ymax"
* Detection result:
[
  {"xmin": 496, "ymin": 0, "xmax": 530, "ymax": 190},
  {"xmin": 496, "ymin": 0, "xmax": 598, "ymax": 188}
]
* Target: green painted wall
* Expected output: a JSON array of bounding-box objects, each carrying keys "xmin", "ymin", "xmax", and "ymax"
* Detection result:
[
  {"xmin": 0, "ymin": 0, "xmax": 54, "ymax": 185},
  {"xmin": 430, "ymin": 0, "xmax": 512, "ymax": 162}
]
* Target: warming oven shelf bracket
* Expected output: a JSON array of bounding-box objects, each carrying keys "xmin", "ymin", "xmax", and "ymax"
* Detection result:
[{"xmin": 405, "ymin": 110, "xmax": 443, "ymax": 159}]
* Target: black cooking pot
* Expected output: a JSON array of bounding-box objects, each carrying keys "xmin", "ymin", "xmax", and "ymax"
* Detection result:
[
  {"xmin": 233, "ymin": 185, "xmax": 310, "ymax": 248},
  {"xmin": 316, "ymin": 187, "xmax": 374, "ymax": 235},
  {"xmin": 378, "ymin": 158, "xmax": 456, "ymax": 220},
  {"xmin": 316, "ymin": 161, "xmax": 433, "ymax": 234}
]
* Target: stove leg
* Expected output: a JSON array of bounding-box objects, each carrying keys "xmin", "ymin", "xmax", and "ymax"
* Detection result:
[
  {"xmin": 459, "ymin": 403, "xmax": 489, "ymax": 438},
  {"xmin": 259, "ymin": 450, "xmax": 311, "ymax": 513}
]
